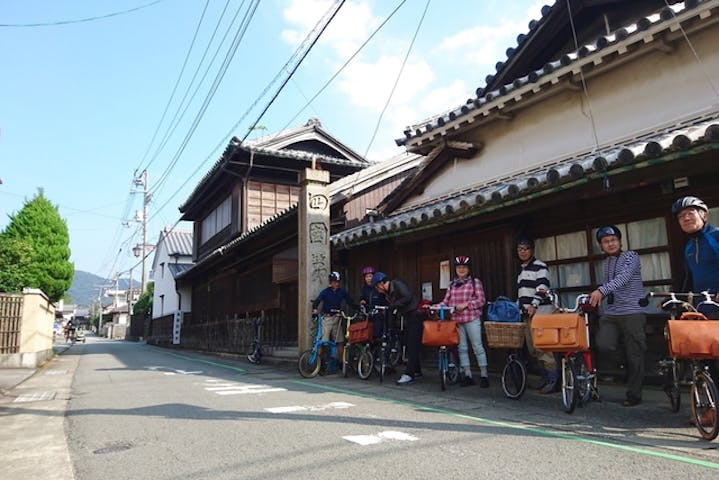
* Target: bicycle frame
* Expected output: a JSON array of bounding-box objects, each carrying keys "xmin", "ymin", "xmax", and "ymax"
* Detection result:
[
  {"xmin": 641, "ymin": 290, "xmax": 719, "ymax": 439},
  {"xmin": 424, "ymin": 305, "xmax": 459, "ymax": 391},
  {"xmin": 247, "ymin": 317, "xmax": 264, "ymax": 364},
  {"xmin": 298, "ymin": 311, "xmax": 341, "ymax": 378}
]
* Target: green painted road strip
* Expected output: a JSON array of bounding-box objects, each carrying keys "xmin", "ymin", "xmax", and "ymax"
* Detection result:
[{"xmin": 294, "ymin": 380, "xmax": 719, "ymax": 471}]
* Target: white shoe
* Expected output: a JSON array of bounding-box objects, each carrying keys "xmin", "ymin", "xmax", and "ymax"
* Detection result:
[{"xmin": 396, "ymin": 374, "xmax": 415, "ymax": 385}]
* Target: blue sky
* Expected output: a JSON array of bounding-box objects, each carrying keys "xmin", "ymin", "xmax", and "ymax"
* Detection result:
[{"xmin": 0, "ymin": 0, "xmax": 545, "ymax": 280}]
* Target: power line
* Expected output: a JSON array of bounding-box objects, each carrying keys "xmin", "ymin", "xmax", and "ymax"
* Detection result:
[
  {"xmin": 138, "ymin": 0, "xmax": 241, "ymax": 174},
  {"xmin": 241, "ymin": 1, "xmax": 347, "ymax": 143},
  {"xmin": 0, "ymin": 0, "xmax": 167, "ymax": 28},
  {"xmin": 364, "ymin": 0, "xmax": 431, "ymax": 159},
  {"xmin": 150, "ymin": 0, "xmax": 260, "ymax": 201},
  {"xmin": 135, "ymin": 0, "xmax": 214, "ymax": 173}
]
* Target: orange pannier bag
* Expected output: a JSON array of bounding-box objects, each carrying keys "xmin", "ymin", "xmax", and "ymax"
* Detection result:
[
  {"xmin": 348, "ymin": 320, "xmax": 373, "ymax": 344},
  {"xmin": 667, "ymin": 315, "xmax": 719, "ymax": 359},
  {"xmin": 531, "ymin": 313, "xmax": 589, "ymax": 352}
]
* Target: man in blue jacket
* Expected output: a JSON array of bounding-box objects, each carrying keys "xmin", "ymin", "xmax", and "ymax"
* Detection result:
[{"xmin": 673, "ymin": 196, "xmax": 719, "ymax": 319}]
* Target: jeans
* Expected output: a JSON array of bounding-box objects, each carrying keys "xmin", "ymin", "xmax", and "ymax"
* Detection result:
[{"xmin": 458, "ymin": 318, "xmax": 488, "ymax": 370}]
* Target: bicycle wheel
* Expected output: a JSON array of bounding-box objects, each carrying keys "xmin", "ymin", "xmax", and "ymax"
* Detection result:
[
  {"xmin": 388, "ymin": 333, "xmax": 402, "ymax": 368},
  {"xmin": 247, "ymin": 340, "xmax": 261, "ymax": 364},
  {"xmin": 357, "ymin": 348, "xmax": 374, "ymax": 380},
  {"xmin": 501, "ymin": 357, "xmax": 527, "ymax": 400},
  {"xmin": 573, "ymin": 355, "xmax": 592, "ymax": 406},
  {"xmin": 448, "ymin": 349, "xmax": 460, "ymax": 385},
  {"xmin": 439, "ymin": 349, "xmax": 448, "ymax": 391},
  {"xmin": 378, "ymin": 345, "xmax": 386, "ymax": 384},
  {"xmin": 665, "ymin": 359, "xmax": 681, "ymax": 413},
  {"xmin": 690, "ymin": 371, "xmax": 719, "ymax": 441},
  {"xmin": 298, "ymin": 349, "xmax": 321, "ymax": 378},
  {"xmin": 561, "ymin": 357, "xmax": 578, "ymax": 414}
]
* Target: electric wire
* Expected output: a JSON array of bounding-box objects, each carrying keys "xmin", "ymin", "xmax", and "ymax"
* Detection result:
[
  {"xmin": 135, "ymin": 0, "xmax": 213, "ymax": 174},
  {"xmin": 150, "ymin": 0, "xmax": 260, "ymax": 201},
  {"xmin": 363, "ymin": 0, "xmax": 430, "ymax": 159},
  {"xmin": 0, "ymin": 0, "xmax": 167, "ymax": 27},
  {"xmin": 147, "ymin": 0, "xmax": 346, "ymax": 223},
  {"xmin": 240, "ymin": 0, "xmax": 347, "ymax": 143},
  {"xmin": 141, "ymin": 0, "xmax": 241, "ymax": 175},
  {"xmin": 663, "ymin": 0, "xmax": 719, "ymax": 102},
  {"xmin": 272, "ymin": 0, "xmax": 408, "ymax": 141}
]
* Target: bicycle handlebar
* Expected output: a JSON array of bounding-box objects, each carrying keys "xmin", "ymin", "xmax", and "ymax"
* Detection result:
[
  {"xmin": 423, "ymin": 305, "xmax": 455, "ymax": 313},
  {"xmin": 543, "ymin": 290, "xmax": 592, "ymax": 313},
  {"xmin": 637, "ymin": 291, "xmax": 719, "ymax": 311}
]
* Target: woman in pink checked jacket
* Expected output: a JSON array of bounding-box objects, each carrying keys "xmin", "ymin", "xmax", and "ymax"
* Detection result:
[{"xmin": 435, "ymin": 255, "xmax": 489, "ymax": 387}]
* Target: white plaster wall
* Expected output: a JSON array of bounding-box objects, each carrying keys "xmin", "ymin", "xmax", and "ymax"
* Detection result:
[
  {"xmin": 152, "ymin": 243, "xmax": 193, "ymax": 318},
  {"xmin": 406, "ymin": 24, "xmax": 719, "ymax": 207}
]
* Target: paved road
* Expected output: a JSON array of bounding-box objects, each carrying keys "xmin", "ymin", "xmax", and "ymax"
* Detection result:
[{"xmin": 2, "ymin": 337, "xmax": 719, "ymax": 479}]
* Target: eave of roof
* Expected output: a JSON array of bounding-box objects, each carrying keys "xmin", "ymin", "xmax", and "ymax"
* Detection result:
[
  {"xmin": 337, "ymin": 117, "xmax": 719, "ymax": 248},
  {"xmin": 396, "ymin": 0, "xmax": 715, "ymax": 150},
  {"xmin": 179, "ymin": 140, "xmax": 366, "ymax": 215}
]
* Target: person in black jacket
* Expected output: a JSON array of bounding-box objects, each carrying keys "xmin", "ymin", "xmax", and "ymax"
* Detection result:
[{"xmin": 371, "ymin": 272, "xmax": 423, "ymax": 385}]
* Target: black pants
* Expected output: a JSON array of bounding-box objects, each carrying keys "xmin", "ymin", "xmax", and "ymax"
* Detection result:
[{"xmin": 403, "ymin": 310, "xmax": 424, "ymax": 376}]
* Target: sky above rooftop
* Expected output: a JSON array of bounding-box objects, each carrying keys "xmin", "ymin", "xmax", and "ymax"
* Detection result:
[{"xmin": 0, "ymin": 0, "xmax": 545, "ymax": 280}]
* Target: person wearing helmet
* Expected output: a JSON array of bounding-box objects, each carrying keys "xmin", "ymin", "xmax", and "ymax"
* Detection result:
[
  {"xmin": 312, "ymin": 271, "xmax": 355, "ymax": 371},
  {"xmin": 673, "ymin": 196, "xmax": 719, "ymax": 318},
  {"xmin": 434, "ymin": 255, "xmax": 489, "ymax": 387},
  {"xmin": 359, "ymin": 266, "xmax": 388, "ymax": 338},
  {"xmin": 515, "ymin": 236, "xmax": 559, "ymax": 393},
  {"xmin": 359, "ymin": 266, "xmax": 377, "ymax": 307},
  {"xmin": 589, "ymin": 225, "xmax": 646, "ymax": 407},
  {"xmin": 372, "ymin": 272, "xmax": 424, "ymax": 385}
]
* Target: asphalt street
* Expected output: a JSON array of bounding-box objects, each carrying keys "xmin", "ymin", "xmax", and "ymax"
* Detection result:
[{"xmin": 2, "ymin": 337, "xmax": 719, "ymax": 479}]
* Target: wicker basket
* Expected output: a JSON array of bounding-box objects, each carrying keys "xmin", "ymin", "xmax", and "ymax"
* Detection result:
[{"xmin": 484, "ymin": 321, "xmax": 525, "ymax": 349}]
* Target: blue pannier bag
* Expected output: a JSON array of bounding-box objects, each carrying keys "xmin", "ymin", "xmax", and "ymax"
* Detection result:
[{"xmin": 487, "ymin": 296, "xmax": 521, "ymax": 323}]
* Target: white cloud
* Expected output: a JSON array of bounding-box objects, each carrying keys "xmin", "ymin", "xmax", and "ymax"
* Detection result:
[
  {"xmin": 337, "ymin": 56, "xmax": 434, "ymax": 111},
  {"xmin": 282, "ymin": 0, "xmax": 377, "ymax": 58}
]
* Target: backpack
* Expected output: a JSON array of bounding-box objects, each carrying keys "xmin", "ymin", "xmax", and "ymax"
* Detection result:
[{"xmin": 487, "ymin": 296, "xmax": 521, "ymax": 323}]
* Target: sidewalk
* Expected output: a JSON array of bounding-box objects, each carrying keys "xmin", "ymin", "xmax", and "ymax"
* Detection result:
[{"xmin": 0, "ymin": 342, "xmax": 76, "ymax": 480}]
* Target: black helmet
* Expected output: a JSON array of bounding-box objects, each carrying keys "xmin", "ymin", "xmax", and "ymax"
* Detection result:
[
  {"xmin": 454, "ymin": 255, "xmax": 471, "ymax": 266},
  {"xmin": 328, "ymin": 271, "xmax": 341, "ymax": 282},
  {"xmin": 596, "ymin": 225, "xmax": 621, "ymax": 243},
  {"xmin": 672, "ymin": 196, "xmax": 708, "ymax": 216},
  {"xmin": 371, "ymin": 272, "xmax": 388, "ymax": 287},
  {"xmin": 515, "ymin": 235, "xmax": 534, "ymax": 248}
]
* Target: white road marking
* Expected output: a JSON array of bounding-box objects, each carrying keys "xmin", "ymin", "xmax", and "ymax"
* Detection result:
[
  {"xmin": 202, "ymin": 380, "xmax": 286, "ymax": 396},
  {"xmin": 265, "ymin": 401, "xmax": 355, "ymax": 413},
  {"xmin": 14, "ymin": 391, "xmax": 56, "ymax": 403},
  {"xmin": 343, "ymin": 431, "xmax": 419, "ymax": 445}
]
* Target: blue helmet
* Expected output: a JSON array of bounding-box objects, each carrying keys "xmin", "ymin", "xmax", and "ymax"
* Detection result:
[
  {"xmin": 595, "ymin": 225, "xmax": 621, "ymax": 243},
  {"xmin": 371, "ymin": 272, "xmax": 388, "ymax": 287}
]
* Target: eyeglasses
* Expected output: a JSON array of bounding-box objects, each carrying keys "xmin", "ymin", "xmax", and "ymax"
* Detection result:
[
  {"xmin": 516, "ymin": 246, "xmax": 532, "ymax": 251},
  {"xmin": 678, "ymin": 209, "xmax": 700, "ymax": 220}
]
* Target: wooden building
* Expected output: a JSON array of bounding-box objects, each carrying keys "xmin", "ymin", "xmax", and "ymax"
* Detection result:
[{"xmin": 331, "ymin": 0, "xmax": 719, "ymax": 374}]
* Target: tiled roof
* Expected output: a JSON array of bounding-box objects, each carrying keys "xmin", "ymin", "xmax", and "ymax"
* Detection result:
[
  {"xmin": 177, "ymin": 153, "xmax": 422, "ymax": 277},
  {"xmin": 179, "ymin": 138, "xmax": 366, "ymax": 212},
  {"xmin": 167, "ymin": 263, "xmax": 193, "ymax": 278},
  {"xmin": 162, "ymin": 229, "xmax": 193, "ymax": 257},
  {"xmin": 336, "ymin": 116, "xmax": 719, "ymax": 247},
  {"xmin": 396, "ymin": 0, "xmax": 713, "ymax": 148}
]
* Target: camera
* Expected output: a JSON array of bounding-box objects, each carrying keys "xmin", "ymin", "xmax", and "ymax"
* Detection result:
[{"xmin": 606, "ymin": 293, "xmax": 614, "ymax": 305}]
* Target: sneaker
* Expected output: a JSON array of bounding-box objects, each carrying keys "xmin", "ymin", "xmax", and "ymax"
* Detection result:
[
  {"xmin": 622, "ymin": 396, "xmax": 641, "ymax": 407},
  {"xmin": 396, "ymin": 374, "xmax": 415, "ymax": 385},
  {"xmin": 539, "ymin": 381, "xmax": 558, "ymax": 394},
  {"xmin": 536, "ymin": 378, "xmax": 549, "ymax": 391},
  {"xmin": 460, "ymin": 376, "xmax": 476, "ymax": 387},
  {"xmin": 414, "ymin": 372, "xmax": 423, "ymax": 379},
  {"xmin": 479, "ymin": 376, "xmax": 490, "ymax": 388}
]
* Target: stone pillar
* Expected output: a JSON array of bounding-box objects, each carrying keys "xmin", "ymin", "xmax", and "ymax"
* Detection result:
[{"xmin": 298, "ymin": 167, "xmax": 330, "ymax": 352}]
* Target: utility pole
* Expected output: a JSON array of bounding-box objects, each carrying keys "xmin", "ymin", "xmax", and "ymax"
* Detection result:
[{"xmin": 133, "ymin": 170, "xmax": 150, "ymax": 294}]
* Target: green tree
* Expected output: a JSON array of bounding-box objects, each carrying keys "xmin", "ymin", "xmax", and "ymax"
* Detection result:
[
  {"xmin": 1, "ymin": 189, "xmax": 74, "ymax": 302},
  {"xmin": 133, "ymin": 282, "xmax": 154, "ymax": 317},
  {"xmin": 0, "ymin": 236, "xmax": 34, "ymax": 293}
]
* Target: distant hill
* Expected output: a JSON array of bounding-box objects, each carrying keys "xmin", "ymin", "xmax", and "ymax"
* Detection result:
[{"xmin": 68, "ymin": 270, "xmax": 130, "ymax": 308}]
